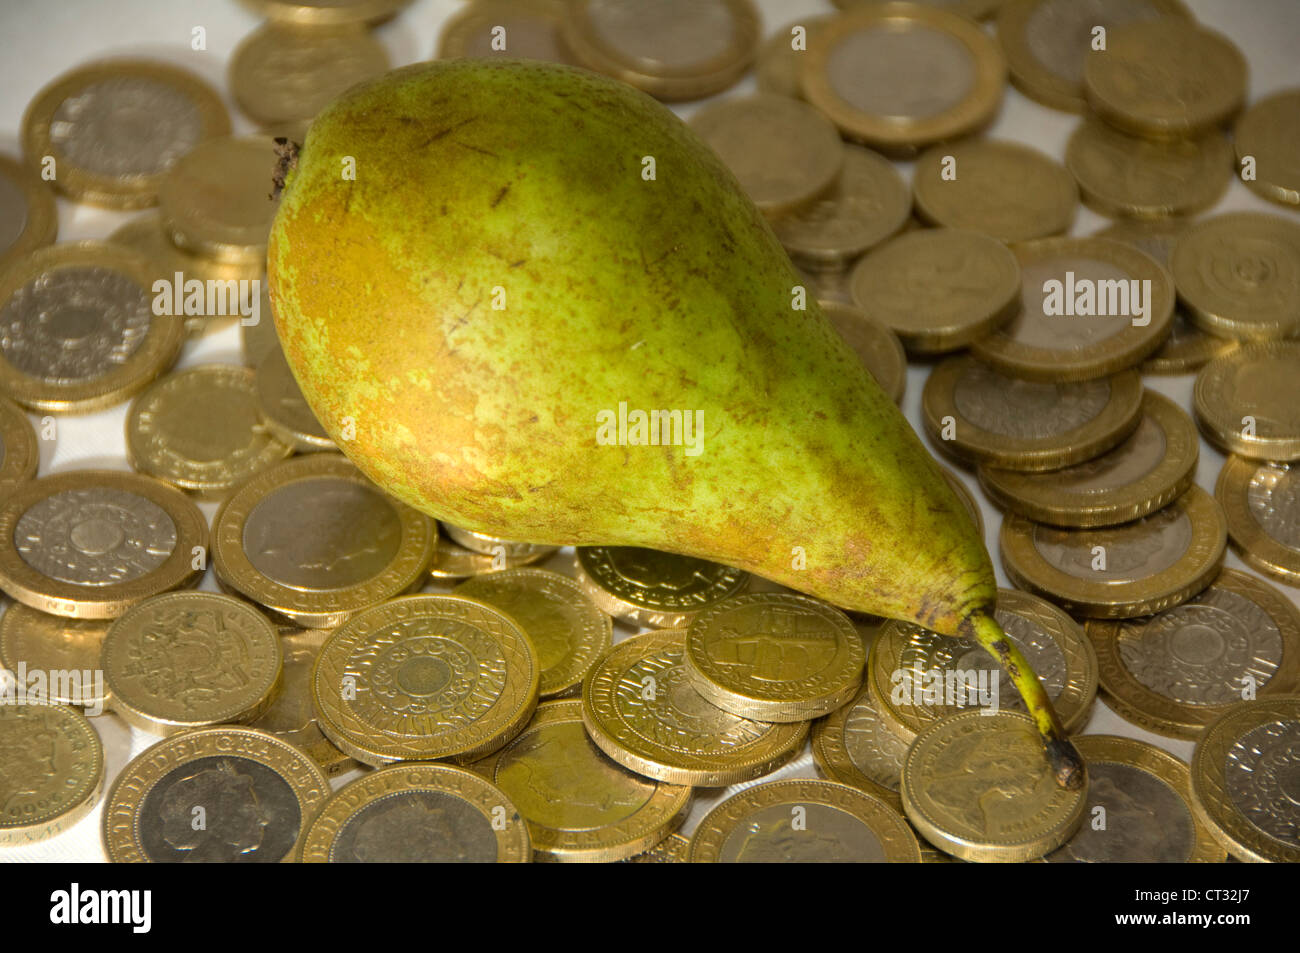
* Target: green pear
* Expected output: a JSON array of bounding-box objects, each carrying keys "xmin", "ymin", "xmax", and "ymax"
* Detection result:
[{"xmin": 268, "ymin": 59, "xmax": 1083, "ymax": 789}]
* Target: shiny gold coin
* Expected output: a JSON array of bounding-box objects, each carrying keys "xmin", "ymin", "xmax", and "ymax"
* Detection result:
[
  {"xmin": 922, "ymin": 355, "xmax": 1144, "ymax": 471},
  {"xmin": 440, "ymin": 524, "xmax": 558, "ymax": 563},
  {"xmin": 574, "ymin": 546, "xmax": 749, "ymax": 629},
  {"xmin": 0, "ymin": 396, "xmax": 38, "ymax": 485},
  {"xmin": 0, "ymin": 153, "xmax": 57, "ymax": 268},
  {"xmin": 0, "ymin": 603, "xmax": 109, "ymax": 709},
  {"xmin": 241, "ymin": 283, "xmax": 279, "ymax": 369},
  {"xmin": 1235, "ymin": 90, "xmax": 1300, "ymax": 208},
  {"xmin": 0, "ymin": 242, "xmax": 184, "ymax": 414},
  {"xmin": 255, "ymin": 345, "xmax": 334, "ymax": 452},
  {"xmin": 979, "ymin": 390, "xmax": 1198, "ymax": 527},
  {"xmin": 1189, "ymin": 697, "xmax": 1300, "ymax": 863},
  {"xmin": 298, "ymin": 762, "xmax": 531, "ymax": 862},
  {"xmin": 811, "ymin": 679, "xmax": 911, "ymax": 811},
  {"xmin": 822, "ymin": 300, "xmax": 907, "ymax": 405},
  {"xmin": 438, "ymin": 0, "xmax": 574, "ymax": 64},
  {"xmin": 689, "ymin": 779, "xmax": 921, "ymax": 863},
  {"xmin": 1194, "ymin": 342, "xmax": 1300, "ymax": 461},
  {"xmin": 581, "ymin": 630, "xmax": 807, "ymax": 786},
  {"xmin": 1217, "ymin": 456, "xmax": 1300, "ymax": 587},
  {"xmin": 0, "ymin": 469, "xmax": 207, "ymax": 619},
  {"xmin": 755, "ymin": 16, "xmax": 835, "ymax": 100},
  {"xmin": 102, "ymin": 725, "xmax": 330, "ymax": 863},
  {"xmin": 240, "ymin": 0, "xmax": 410, "ymax": 25},
  {"xmin": 428, "ymin": 532, "xmax": 540, "ymax": 581},
  {"xmin": 0, "ymin": 704, "xmax": 103, "ymax": 845},
  {"xmin": 849, "ymin": 228, "xmax": 1021, "ymax": 355},
  {"xmin": 802, "ymin": 3, "xmax": 1005, "ymax": 155},
  {"xmin": 625, "ymin": 831, "xmax": 690, "ymax": 863},
  {"xmin": 971, "ymin": 237, "xmax": 1175, "ymax": 382},
  {"xmin": 1000, "ymin": 485, "xmax": 1227, "ymax": 619},
  {"xmin": 212, "ymin": 454, "xmax": 436, "ymax": 628},
  {"xmin": 20, "ymin": 59, "xmax": 229, "ymax": 209},
  {"xmin": 901, "ymin": 709, "xmax": 1087, "ymax": 862},
  {"xmin": 1084, "ymin": 19, "xmax": 1247, "ymax": 139}
]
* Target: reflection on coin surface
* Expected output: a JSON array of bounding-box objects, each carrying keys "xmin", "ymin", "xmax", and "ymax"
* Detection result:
[
  {"xmin": 0, "ymin": 154, "xmax": 57, "ymax": 269},
  {"xmin": 821, "ymin": 301, "xmax": 907, "ymax": 404},
  {"xmin": 438, "ymin": 0, "xmax": 574, "ymax": 64},
  {"xmin": 1234, "ymin": 90, "xmax": 1300, "ymax": 207},
  {"xmin": 1217, "ymin": 456, "xmax": 1300, "ymax": 587},
  {"xmin": 575, "ymin": 546, "xmax": 749, "ymax": 629},
  {"xmin": 0, "ymin": 603, "xmax": 110, "ymax": 708},
  {"xmin": 0, "ymin": 704, "xmax": 104, "ymax": 845},
  {"xmin": 1194, "ymin": 342, "xmax": 1300, "ymax": 461}
]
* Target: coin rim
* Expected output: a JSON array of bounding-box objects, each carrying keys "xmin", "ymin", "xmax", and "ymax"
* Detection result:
[
  {"xmin": 0, "ymin": 395, "xmax": 39, "ymax": 485},
  {"xmin": 1215, "ymin": 455, "xmax": 1300, "ymax": 586},
  {"xmin": 1194, "ymin": 341, "xmax": 1300, "ymax": 461},
  {"xmin": 573, "ymin": 546, "xmax": 750, "ymax": 628},
  {"xmin": 1233, "ymin": 90, "xmax": 1300, "ymax": 207},
  {"xmin": 0, "ymin": 602, "xmax": 111, "ymax": 708},
  {"xmin": 0, "ymin": 154, "xmax": 57, "ymax": 268},
  {"xmin": 0, "ymin": 703, "xmax": 104, "ymax": 845},
  {"xmin": 810, "ymin": 679, "xmax": 909, "ymax": 811}
]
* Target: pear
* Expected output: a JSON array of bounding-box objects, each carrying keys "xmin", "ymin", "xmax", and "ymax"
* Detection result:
[{"xmin": 268, "ymin": 59, "xmax": 1083, "ymax": 789}]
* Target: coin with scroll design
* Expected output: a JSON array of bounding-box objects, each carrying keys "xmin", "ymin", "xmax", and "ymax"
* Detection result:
[
  {"xmin": 0, "ymin": 154, "xmax": 56, "ymax": 269},
  {"xmin": 822, "ymin": 301, "xmax": 907, "ymax": 405},
  {"xmin": 0, "ymin": 704, "xmax": 104, "ymax": 845},
  {"xmin": 0, "ymin": 602, "xmax": 110, "ymax": 709},
  {"xmin": 574, "ymin": 546, "xmax": 749, "ymax": 629},
  {"xmin": 1194, "ymin": 342, "xmax": 1300, "ymax": 461},
  {"xmin": 254, "ymin": 346, "xmax": 335, "ymax": 453},
  {"xmin": 437, "ymin": 0, "xmax": 574, "ymax": 64},
  {"xmin": 1234, "ymin": 90, "xmax": 1300, "ymax": 208},
  {"xmin": 1216, "ymin": 455, "xmax": 1300, "ymax": 588},
  {"xmin": 0, "ymin": 396, "xmax": 38, "ymax": 485}
]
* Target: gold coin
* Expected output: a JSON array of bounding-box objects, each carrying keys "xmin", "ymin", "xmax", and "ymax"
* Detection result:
[
  {"xmin": 921, "ymin": 355, "xmax": 1144, "ymax": 471},
  {"xmin": 1000, "ymin": 485, "xmax": 1227, "ymax": 619},
  {"xmin": 821, "ymin": 300, "xmax": 907, "ymax": 405},
  {"xmin": 0, "ymin": 396, "xmax": 38, "ymax": 485},
  {"xmin": 0, "ymin": 602, "xmax": 110, "ymax": 709},
  {"xmin": 1086, "ymin": 569, "xmax": 1300, "ymax": 741},
  {"xmin": 581, "ymin": 630, "xmax": 807, "ymax": 786},
  {"xmin": 240, "ymin": 0, "xmax": 411, "ymax": 26},
  {"xmin": 1083, "ymin": 19, "xmax": 1247, "ymax": 139},
  {"xmin": 438, "ymin": 0, "xmax": 575, "ymax": 64},
  {"xmin": 849, "ymin": 228, "xmax": 1021, "ymax": 355},
  {"xmin": 20, "ymin": 58, "xmax": 230, "ymax": 209},
  {"xmin": 102, "ymin": 725, "xmax": 330, "ymax": 862},
  {"xmin": 474, "ymin": 699, "xmax": 691, "ymax": 862},
  {"xmin": 241, "ymin": 283, "xmax": 280, "ymax": 368},
  {"xmin": 213, "ymin": 454, "xmax": 435, "ymax": 628},
  {"xmin": 0, "ymin": 153, "xmax": 57, "ymax": 268},
  {"xmin": 811, "ymin": 679, "xmax": 912, "ymax": 811},
  {"xmin": 312, "ymin": 594, "xmax": 539, "ymax": 765},
  {"xmin": 625, "ymin": 831, "xmax": 690, "ymax": 863},
  {"xmin": 901, "ymin": 709, "xmax": 1087, "ymax": 862},
  {"xmin": 574, "ymin": 546, "xmax": 749, "ymax": 629},
  {"xmin": 1217, "ymin": 455, "xmax": 1300, "ymax": 587},
  {"xmin": 0, "ymin": 469, "xmax": 208, "ymax": 619},
  {"xmin": 1039, "ymin": 734, "xmax": 1225, "ymax": 862},
  {"xmin": 0, "ymin": 704, "xmax": 103, "ymax": 845},
  {"xmin": 298, "ymin": 762, "xmax": 532, "ymax": 862},
  {"xmin": 802, "ymin": 3, "xmax": 1005, "ymax": 155},
  {"xmin": 913, "ymin": 139, "xmax": 1077, "ymax": 242},
  {"xmin": 979, "ymin": 390, "xmax": 1198, "ymax": 527},
  {"xmin": 689, "ymin": 778, "xmax": 922, "ymax": 863},
  {"xmin": 797, "ymin": 263, "xmax": 855, "ymax": 307},
  {"xmin": 440, "ymin": 524, "xmax": 558, "ymax": 563},
  {"xmin": 755, "ymin": 16, "xmax": 835, "ymax": 100},
  {"xmin": 255, "ymin": 345, "xmax": 335, "ymax": 453},
  {"xmin": 1234, "ymin": 90, "xmax": 1300, "ymax": 208},
  {"xmin": 942, "ymin": 465, "xmax": 984, "ymax": 537},
  {"xmin": 1194, "ymin": 342, "xmax": 1300, "ymax": 461},
  {"xmin": 0, "ymin": 242, "xmax": 185, "ymax": 414},
  {"xmin": 970, "ymin": 237, "xmax": 1175, "ymax": 382},
  {"xmin": 1189, "ymin": 697, "xmax": 1300, "ymax": 863},
  {"xmin": 835, "ymin": 0, "xmax": 1006, "ymax": 18},
  {"xmin": 428, "ymin": 532, "xmax": 529, "ymax": 581}
]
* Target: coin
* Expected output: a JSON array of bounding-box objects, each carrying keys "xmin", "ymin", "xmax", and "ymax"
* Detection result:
[
  {"xmin": 811, "ymin": 680, "xmax": 911, "ymax": 810},
  {"xmin": 1171, "ymin": 213, "xmax": 1300, "ymax": 341},
  {"xmin": 312, "ymin": 594, "xmax": 539, "ymax": 765},
  {"xmin": 689, "ymin": 779, "xmax": 921, "ymax": 863},
  {"xmin": 212, "ymin": 454, "xmax": 436, "ymax": 628},
  {"xmin": 574, "ymin": 546, "xmax": 749, "ymax": 629},
  {"xmin": 241, "ymin": 283, "xmax": 279, "ymax": 369},
  {"xmin": 797, "ymin": 264, "xmax": 856, "ymax": 306},
  {"xmin": 821, "ymin": 301, "xmax": 907, "ymax": 405},
  {"xmin": 255, "ymin": 345, "xmax": 335, "ymax": 452},
  {"xmin": 1194, "ymin": 342, "xmax": 1300, "ymax": 460},
  {"xmin": 979, "ymin": 390, "xmax": 1199, "ymax": 527},
  {"xmin": 900, "ymin": 710, "xmax": 1087, "ymax": 862},
  {"xmin": 688, "ymin": 95, "xmax": 844, "ymax": 218},
  {"xmin": 1000, "ymin": 485, "xmax": 1227, "ymax": 619},
  {"xmin": 0, "ymin": 242, "xmax": 185, "ymax": 414},
  {"xmin": 240, "ymin": 0, "xmax": 411, "ymax": 26},
  {"xmin": 102, "ymin": 725, "xmax": 330, "ymax": 862},
  {"xmin": 0, "ymin": 396, "xmax": 37, "ymax": 485},
  {"xmin": 298, "ymin": 762, "xmax": 532, "ymax": 862},
  {"xmin": 1083, "ymin": 19, "xmax": 1247, "ymax": 139},
  {"xmin": 921, "ymin": 356, "xmax": 1144, "ymax": 471},
  {"xmin": 755, "ymin": 16, "xmax": 834, "ymax": 99},
  {"xmin": 581, "ymin": 630, "xmax": 807, "ymax": 786},
  {"xmin": 0, "ymin": 704, "xmax": 103, "ymax": 845},
  {"xmin": 835, "ymin": 0, "xmax": 1006, "ymax": 18},
  {"xmin": 440, "ymin": 524, "xmax": 558, "ymax": 563},
  {"xmin": 1216, "ymin": 456, "xmax": 1300, "ymax": 587},
  {"xmin": 1039, "ymin": 735, "xmax": 1224, "ymax": 862},
  {"xmin": 1234, "ymin": 90, "xmax": 1300, "ymax": 208},
  {"xmin": 473, "ymin": 699, "xmax": 691, "ymax": 862},
  {"xmin": 849, "ymin": 229, "xmax": 1021, "ymax": 355},
  {"xmin": 438, "ymin": 0, "xmax": 574, "ymax": 64},
  {"xmin": 802, "ymin": 3, "xmax": 1005, "ymax": 155},
  {"xmin": 970, "ymin": 237, "xmax": 1175, "ymax": 382},
  {"xmin": 20, "ymin": 59, "xmax": 230, "ymax": 208},
  {"xmin": 942, "ymin": 465, "xmax": 984, "ymax": 537},
  {"xmin": 0, "ymin": 153, "xmax": 57, "ymax": 268},
  {"xmin": 0, "ymin": 603, "xmax": 110, "ymax": 709},
  {"xmin": 429, "ymin": 533, "xmax": 523, "ymax": 581},
  {"xmin": 1189, "ymin": 697, "xmax": 1300, "ymax": 863},
  {"xmin": 0, "ymin": 469, "xmax": 208, "ymax": 619},
  {"xmin": 625, "ymin": 831, "xmax": 690, "ymax": 863},
  {"xmin": 561, "ymin": 0, "xmax": 760, "ymax": 102}
]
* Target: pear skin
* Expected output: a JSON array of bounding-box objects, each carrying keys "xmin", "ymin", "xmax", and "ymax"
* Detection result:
[{"xmin": 268, "ymin": 59, "xmax": 1083, "ymax": 789}]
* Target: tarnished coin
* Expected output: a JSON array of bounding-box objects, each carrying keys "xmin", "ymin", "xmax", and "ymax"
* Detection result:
[
  {"xmin": 802, "ymin": 3, "xmax": 1005, "ymax": 154},
  {"xmin": 688, "ymin": 95, "xmax": 843, "ymax": 218},
  {"xmin": 1234, "ymin": 90, "xmax": 1300, "ymax": 208},
  {"xmin": 625, "ymin": 831, "xmax": 690, "ymax": 863},
  {"xmin": 1194, "ymin": 342, "xmax": 1300, "ymax": 461},
  {"xmin": 901, "ymin": 710, "xmax": 1088, "ymax": 862},
  {"xmin": 1000, "ymin": 485, "xmax": 1227, "ymax": 619},
  {"xmin": 1217, "ymin": 456, "xmax": 1300, "ymax": 588},
  {"xmin": 574, "ymin": 546, "xmax": 749, "ymax": 629},
  {"xmin": 102, "ymin": 725, "xmax": 330, "ymax": 863},
  {"xmin": 821, "ymin": 301, "xmax": 907, "ymax": 405},
  {"xmin": 255, "ymin": 346, "xmax": 334, "ymax": 453},
  {"xmin": 689, "ymin": 779, "xmax": 921, "ymax": 863},
  {"xmin": 212, "ymin": 454, "xmax": 436, "ymax": 628},
  {"xmin": 971, "ymin": 237, "xmax": 1175, "ymax": 382},
  {"xmin": 849, "ymin": 229, "xmax": 1021, "ymax": 355},
  {"xmin": 0, "ymin": 396, "xmax": 38, "ymax": 485},
  {"xmin": 438, "ymin": 0, "xmax": 574, "ymax": 64},
  {"xmin": 1083, "ymin": 19, "xmax": 1247, "ymax": 139},
  {"xmin": 1189, "ymin": 697, "xmax": 1300, "ymax": 863},
  {"xmin": 0, "ymin": 153, "xmax": 57, "ymax": 268},
  {"xmin": 581, "ymin": 630, "xmax": 807, "ymax": 786},
  {"xmin": 756, "ymin": 16, "xmax": 834, "ymax": 99},
  {"xmin": 0, "ymin": 705, "xmax": 103, "ymax": 845},
  {"xmin": 0, "ymin": 470, "xmax": 207, "ymax": 619},
  {"xmin": 474, "ymin": 700, "xmax": 691, "ymax": 862},
  {"xmin": 298, "ymin": 762, "xmax": 531, "ymax": 862},
  {"xmin": 0, "ymin": 243, "xmax": 185, "ymax": 414},
  {"xmin": 921, "ymin": 356, "xmax": 1144, "ymax": 471},
  {"xmin": 811, "ymin": 679, "xmax": 911, "ymax": 810},
  {"xmin": 0, "ymin": 603, "xmax": 109, "ymax": 709},
  {"xmin": 240, "ymin": 0, "xmax": 411, "ymax": 25},
  {"xmin": 20, "ymin": 59, "xmax": 229, "ymax": 208},
  {"xmin": 979, "ymin": 390, "xmax": 1199, "ymax": 527},
  {"xmin": 1039, "ymin": 735, "xmax": 1224, "ymax": 862},
  {"xmin": 440, "ymin": 524, "xmax": 558, "ymax": 564}
]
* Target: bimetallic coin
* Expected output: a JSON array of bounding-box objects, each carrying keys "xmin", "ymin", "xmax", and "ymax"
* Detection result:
[
  {"xmin": 574, "ymin": 546, "xmax": 749, "ymax": 629},
  {"xmin": 1087, "ymin": 569, "xmax": 1300, "ymax": 740},
  {"xmin": 1217, "ymin": 456, "xmax": 1300, "ymax": 587},
  {"xmin": 1234, "ymin": 90, "xmax": 1300, "ymax": 208},
  {"xmin": 255, "ymin": 346, "xmax": 335, "ymax": 452},
  {"xmin": 0, "ymin": 153, "xmax": 57, "ymax": 268},
  {"xmin": 0, "ymin": 470, "xmax": 207, "ymax": 619},
  {"xmin": 0, "ymin": 705, "xmax": 103, "ymax": 845},
  {"xmin": 102, "ymin": 725, "xmax": 330, "ymax": 862},
  {"xmin": 1194, "ymin": 342, "xmax": 1300, "ymax": 461},
  {"xmin": 240, "ymin": 0, "xmax": 411, "ymax": 25},
  {"xmin": 438, "ymin": 0, "xmax": 574, "ymax": 64},
  {"xmin": 755, "ymin": 17, "xmax": 835, "ymax": 100},
  {"xmin": 1000, "ymin": 486, "xmax": 1227, "ymax": 619},
  {"xmin": 298, "ymin": 762, "xmax": 531, "ymax": 862},
  {"xmin": 0, "ymin": 396, "xmax": 38, "ymax": 485},
  {"xmin": 811, "ymin": 679, "xmax": 911, "ymax": 810},
  {"xmin": 690, "ymin": 779, "xmax": 921, "ymax": 863},
  {"xmin": 0, "ymin": 603, "xmax": 109, "ymax": 709},
  {"xmin": 441, "ymin": 524, "xmax": 558, "ymax": 563},
  {"xmin": 821, "ymin": 301, "xmax": 906, "ymax": 405}
]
